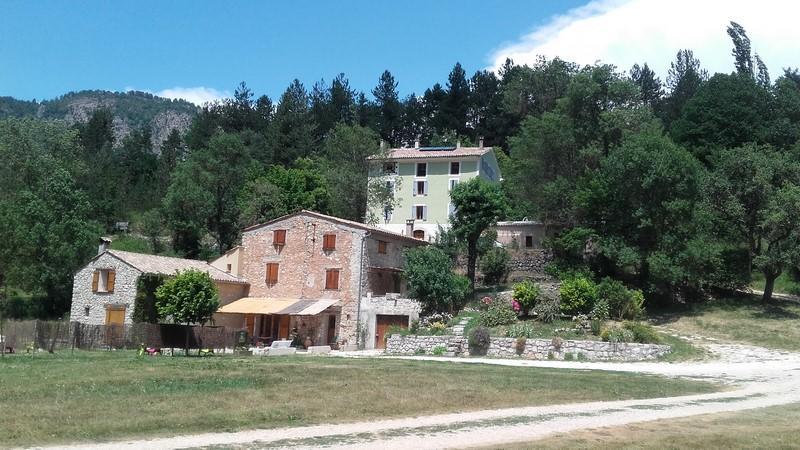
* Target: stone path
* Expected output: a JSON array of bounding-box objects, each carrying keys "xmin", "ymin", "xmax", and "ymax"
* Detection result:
[{"xmin": 42, "ymin": 341, "xmax": 800, "ymax": 450}]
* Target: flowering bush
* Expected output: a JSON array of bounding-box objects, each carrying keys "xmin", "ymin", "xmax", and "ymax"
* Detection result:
[
  {"xmin": 480, "ymin": 301, "xmax": 518, "ymax": 327},
  {"xmin": 479, "ymin": 296, "xmax": 494, "ymax": 310},
  {"xmin": 511, "ymin": 299, "xmax": 521, "ymax": 312},
  {"xmin": 419, "ymin": 312, "xmax": 453, "ymax": 328},
  {"xmin": 512, "ymin": 280, "xmax": 540, "ymax": 316}
]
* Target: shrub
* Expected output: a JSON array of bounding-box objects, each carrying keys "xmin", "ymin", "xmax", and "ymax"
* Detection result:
[
  {"xmin": 559, "ymin": 276, "xmax": 598, "ymax": 315},
  {"xmin": 532, "ymin": 296, "xmax": 561, "ymax": 323},
  {"xmin": 512, "ymin": 280, "xmax": 540, "ymax": 316},
  {"xmin": 420, "ymin": 312, "xmax": 454, "ymax": 327},
  {"xmin": 597, "ymin": 277, "xmax": 644, "ymax": 320},
  {"xmin": 590, "ymin": 319, "xmax": 603, "ymax": 336},
  {"xmin": 480, "ymin": 301, "xmax": 518, "ymax": 327},
  {"xmin": 468, "ymin": 326, "xmax": 491, "ymax": 356},
  {"xmin": 590, "ymin": 298, "xmax": 610, "ymax": 321},
  {"xmin": 515, "ymin": 337, "xmax": 526, "ymax": 355},
  {"xmin": 481, "ymin": 247, "xmax": 511, "ymax": 285},
  {"xmin": 429, "ymin": 321, "xmax": 448, "ymax": 335},
  {"xmin": 600, "ymin": 326, "xmax": 635, "ymax": 343},
  {"xmin": 622, "ymin": 321, "xmax": 662, "ymax": 344},
  {"xmin": 432, "ymin": 345, "xmax": 446, "ymax": 356},
  {"xmin": 404, "ymin": 246, "xmax": 470, "ymax": 313},
  {"xmin": 155, "ymin": 269, "xmax": 219, "ymax": 325},
  {"xmin": 564, "ymin": 352, "xmax": 574, "ymax": 361},
  {"xmin": 505, "ymin": 322, "xmax": 536, "ymax": 338}
]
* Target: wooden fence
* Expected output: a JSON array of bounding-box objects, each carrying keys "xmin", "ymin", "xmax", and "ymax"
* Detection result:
[{"xmin": 0, "ymin": 320, "xmax": 245, "ymax": 353}]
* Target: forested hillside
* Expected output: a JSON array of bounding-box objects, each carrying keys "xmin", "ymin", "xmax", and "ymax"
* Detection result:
[
  {"xmin": 0, "ymin": 90, "xmax": 197, "ymax": 147},
  {"xmin": 1, "ymin": 21, "xmax": 799, "ymax": 318}
]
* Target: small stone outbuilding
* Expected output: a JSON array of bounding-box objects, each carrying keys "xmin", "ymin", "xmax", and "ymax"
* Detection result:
[{"xmin": 70, "ymin": 249, "xmax": 248, "ymax": 326}]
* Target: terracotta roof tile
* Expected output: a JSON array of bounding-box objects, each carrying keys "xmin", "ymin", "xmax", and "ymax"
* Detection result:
[
  {"xmin": 107, "ymin": 250, "xmax": 246, "ymax": 284},
  {"xmin": 369, "ymin": 146, "xmax": 492, "ymax": 160}
]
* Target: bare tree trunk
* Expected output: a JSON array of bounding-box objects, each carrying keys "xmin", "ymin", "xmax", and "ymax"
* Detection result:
[
  {"xmin": 467, "ymin": 239, "xmax": 478, "ymax": 294},
  {"xmin": 762, "ymin": 271, "xmax": 777, "ymax": 303}
]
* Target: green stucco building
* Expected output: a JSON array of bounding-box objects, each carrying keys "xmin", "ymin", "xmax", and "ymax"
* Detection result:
[{"xmin": 367, "ymin": 141, "xmax": 501, "ymax": 241}]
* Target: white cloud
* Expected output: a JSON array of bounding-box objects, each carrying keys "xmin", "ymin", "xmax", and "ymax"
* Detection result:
[
  {"xmin": 489, "ymin": 0, "xmax": 800, "ymax": 82},
  {"xmin": 154, "ymin": 87, "xmax": 231, "ymax": 106}
]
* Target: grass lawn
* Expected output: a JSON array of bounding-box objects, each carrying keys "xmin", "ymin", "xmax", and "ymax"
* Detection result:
[
  {"xmin": 501, "ymin": 403, "xmax": 800, "ymax": 449},
  {"xmin": 0, "ymin": 351, "xmax": 718, "ymax": 447},
  {"xmin": 653, "ymin": 293, "xmax": 800, "ymax": 351},
  {"xmin": 750, "ymin": 271, "xmax": 798, "ymax": 295}
]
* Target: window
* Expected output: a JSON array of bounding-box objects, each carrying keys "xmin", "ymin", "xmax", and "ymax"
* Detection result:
[
  {"xmin": 91, "ymin": 269, "xmax": 115, "ymax": 293},
  {"xmin": 265, "ymin": 263, "xmax": 279, "ymax": 286},
  {"xmin": 378, "ymin": 240, "xmax": 388, "ymax": 254},
  {"xmin": 416, "ymin": 162, "xmax": 427, "ymax": 177},
  {"xmin": 226, "ymin": 263, "xmax": 232, "ymax": 273},
  {"xmin": 383, "ymin": 162, "xmax": 397, "ymax": 174},
  {"xmin": 325, "ymin": 269, "xmax": 340, "ymax": 290},
  {"xmin": 414, "ymin": 205, "xmax": 427, "ymax": 220},
  {"xmin": 449, "ymin": 179, "xmax": 459, "ymax": 191},
  {"xmin": 414, "ymin": 180, "xmax": 428, "ymax": 196},
  {"xmin": 525, "ymin": 236, "xmax": 533, "ymax": 248},
  {"xmin": 273, "ymin": 229, "xmax": 286, "ymax": 246},
  {"xmin": 323, "ymin": 234, "xmax": 336, "ymax": 251},
  {"xmin": 84, "ymin": 306, "xmax": 90, "ymax": 317},
  {"xmin": 383, "ymin": 205, "xmax": 393, "ymax": 223},
  {"xmin": 450, "ymin": 161, "xmax": 460, "ymax": 175},
  {"xmin": 413, "ymin": 229, "xmax": 425, "ymax": 240}
]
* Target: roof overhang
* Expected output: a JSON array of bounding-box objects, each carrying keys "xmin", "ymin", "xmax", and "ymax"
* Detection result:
[{"xmin": 217, "ymin": 297, "xmax": 339, "ymax": 315}]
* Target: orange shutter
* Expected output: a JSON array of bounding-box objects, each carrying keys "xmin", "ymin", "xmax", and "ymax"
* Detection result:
[
  {"xmin": 106, "ymin": 270, "xmax": 116, "ymax": 293},
  {"xmin": 92, "ymin": 270, "xmax": 99, "ymax": 292},
  {"xmin": 274, "ymin": 230, "xmax": 286, "ymax": 246},
  {"xmin": 326, "ymin": 269, "xmax": 339, "ymax": 290},
  {"xmin": 266, "ymin": 263, "xmax": 279, "ymax": 285},
  {"xmin": 323, "ymin": 234, "xmax": 336, "ymax": 251}
]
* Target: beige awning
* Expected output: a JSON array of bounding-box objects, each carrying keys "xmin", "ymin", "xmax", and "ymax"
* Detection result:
[{"xmin": 217, "ymin": 297, "xmax": 339, "ymax": 316}]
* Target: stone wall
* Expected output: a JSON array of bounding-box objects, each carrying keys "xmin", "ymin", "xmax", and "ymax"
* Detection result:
[
  {"xmin": 386, "ymin": 334, "xmax": 670, "ymax": 361},
  {"xmin": 70, "ymin": 253, "xmax": 140, "ymax": 325}
]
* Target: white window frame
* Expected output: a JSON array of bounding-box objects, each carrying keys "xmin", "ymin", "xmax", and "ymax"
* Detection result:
[
  {"xmin": 448, "ymin": 178, "xmax": 459, "ymax": 192},
  {"xmin": 414, "ymin": 179, "xmax": 428, "ymax": 196},
  {"xmin": 415, "ymin": 162, "xmax": 428, "ymax": 178},
  {"xmin": 450, "ymin": 161, "xmax": 460, "ymax": 175},
  {"xmin": 413, "ymin": 204, "xmax": 428, "ymax": 221}
]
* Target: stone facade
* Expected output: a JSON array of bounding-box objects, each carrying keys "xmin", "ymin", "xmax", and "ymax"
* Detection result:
[
  {"xmin": 359, "ymin": 294, "xmax": 422, "ymax": 348},
  {"xmin": 386, "ymin": 334, "xmax": 671, "ymax": 361},
  {"xmin": 70, "ymin": 253, "xmax": 140, "ymax": 325},
  {"xmin": 239, "ymin": 211, "xmax": 426, "ymax": 349},
  {"xmin": 70, "ymin": 252, "xmax": 248, "ymax": 327}
]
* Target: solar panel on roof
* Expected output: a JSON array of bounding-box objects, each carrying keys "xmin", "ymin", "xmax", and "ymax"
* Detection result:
[{"xmin": 419, "ymin": 146, "xmax": 456, "ymax": 151}]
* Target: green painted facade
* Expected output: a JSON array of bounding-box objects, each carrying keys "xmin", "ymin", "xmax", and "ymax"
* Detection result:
[{"xmin": 368, "ymin": 148, "xmax": 501, "ymax": 239}]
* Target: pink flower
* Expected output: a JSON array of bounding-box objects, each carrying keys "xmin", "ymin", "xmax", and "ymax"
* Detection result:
[
  {"xmin": 511, "ymin": 300, "xmax": 521, "ymax": 312},
  {"xmin": 481, "ymin": 296, "xmax": 493, "ymax": 305}
]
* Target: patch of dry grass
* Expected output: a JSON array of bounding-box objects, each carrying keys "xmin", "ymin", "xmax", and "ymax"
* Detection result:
[
  {"xmin": 654, "ymin": 294, "xmax": 800, "ymax": 351},
  {"xmin": 499, "ymin": 403, "xmax": 800, "ymax": 449},
  {"xmin": 0, "ymin": 351, "xmax": 717, "ymax": 447}
]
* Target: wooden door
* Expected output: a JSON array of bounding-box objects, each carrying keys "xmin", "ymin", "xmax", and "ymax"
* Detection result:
[
  {"xmin": 278, "ymin": 315, "xmax": 290, "ymax": 339},
  {"xmin": 375, "ymin": 315, "xmax": 409, "ymax": 349},
  {"xmin": 105, "ymin": 307, "xmax": 126, "ymax": 347},
  {"xmin": 327, "ymin": 315, "xmax": 336, "ymax": 345},
  {"xmin": 105, "ymin": 307, "xmax": 126, "ymax": 325},
  {"xmin": 245, "ymin": 314, "xmax": 256, "ymax": 337}
]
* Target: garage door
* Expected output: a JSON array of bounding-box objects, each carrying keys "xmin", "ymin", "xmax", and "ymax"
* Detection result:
[{"xmin": 375, "ymin": 315, "xmax": 409, "ymax": 349}]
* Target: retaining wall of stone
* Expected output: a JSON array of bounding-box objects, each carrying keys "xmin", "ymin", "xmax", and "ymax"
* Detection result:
[{"xmin": 386, "ymin": 334, "xmax": 670, "ymax": 361}]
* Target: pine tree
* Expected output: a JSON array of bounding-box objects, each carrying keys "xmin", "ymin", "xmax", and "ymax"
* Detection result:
[
  {"xmin": 443, "ymin": 62, "xmax": 471, "ymax": 136},
  {"xmin": 270, "ymin": 79, "xmax": 316, "ymax": 164},
  {"xmin": 372, "ymin": 70, "xmax": 402, "ymax": 144}
]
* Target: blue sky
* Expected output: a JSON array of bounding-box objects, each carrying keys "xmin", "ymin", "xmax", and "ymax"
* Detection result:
[
  {"xmin": 0, "ymin": 1, "xmax": 583, "ymax": 102},
  {"xmin": 2, "ymin": 1, "xmax": 796, "ymax": 104}
]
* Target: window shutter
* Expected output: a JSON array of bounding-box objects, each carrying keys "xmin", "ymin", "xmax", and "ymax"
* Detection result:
[
  {"xmin": 326, "ymin": 269, "xmax": 340, "ymax": 290},
  {"xmin": 107, "ymin": 270, "xmax": 116, "ymax": 293},
  {"xmin": 266, "ymin": 263, "xmax": 279, "ymax": 285},
  {"xmin": 423, "ymin": 181, "xmax": 428, "ymax": 195},
  {"xmin": 91, "ymin": 270, "xmax": 99, "ymax": 292},
  {"xmin": 423, "ymin": 206, "xmax": 428, "ymax": 220},
  {"xmin": 411, "ymin": 205, "xmax": 415, "ymax": 219},
  {"xmin": 412, "ymin": 181, "xmax": 418, "ymax": 195}
]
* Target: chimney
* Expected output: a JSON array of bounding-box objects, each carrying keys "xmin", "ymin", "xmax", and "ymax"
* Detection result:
[
  {"xmin": 98, "ymin": 237, "xmax": 112, "ymax": 255},
  {"xmin": 414, "ymin": 135, "xmax": 420, "ymax": 149},
  {"xmin": 456, "ymin": 140, "xmax": 461, "ymax": 148},
  {"xmin": 405, "ymin": 219, "xmax": 414, "ymax": 236},
  {"xmin": 478, "ymin": 136, "xmax": 484, "ymax": 148}
]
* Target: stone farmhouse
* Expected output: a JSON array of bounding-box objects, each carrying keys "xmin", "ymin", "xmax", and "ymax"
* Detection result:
[{"xmin": 70, "ymin": 210, "xmax": 427, "ymax": 350}]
